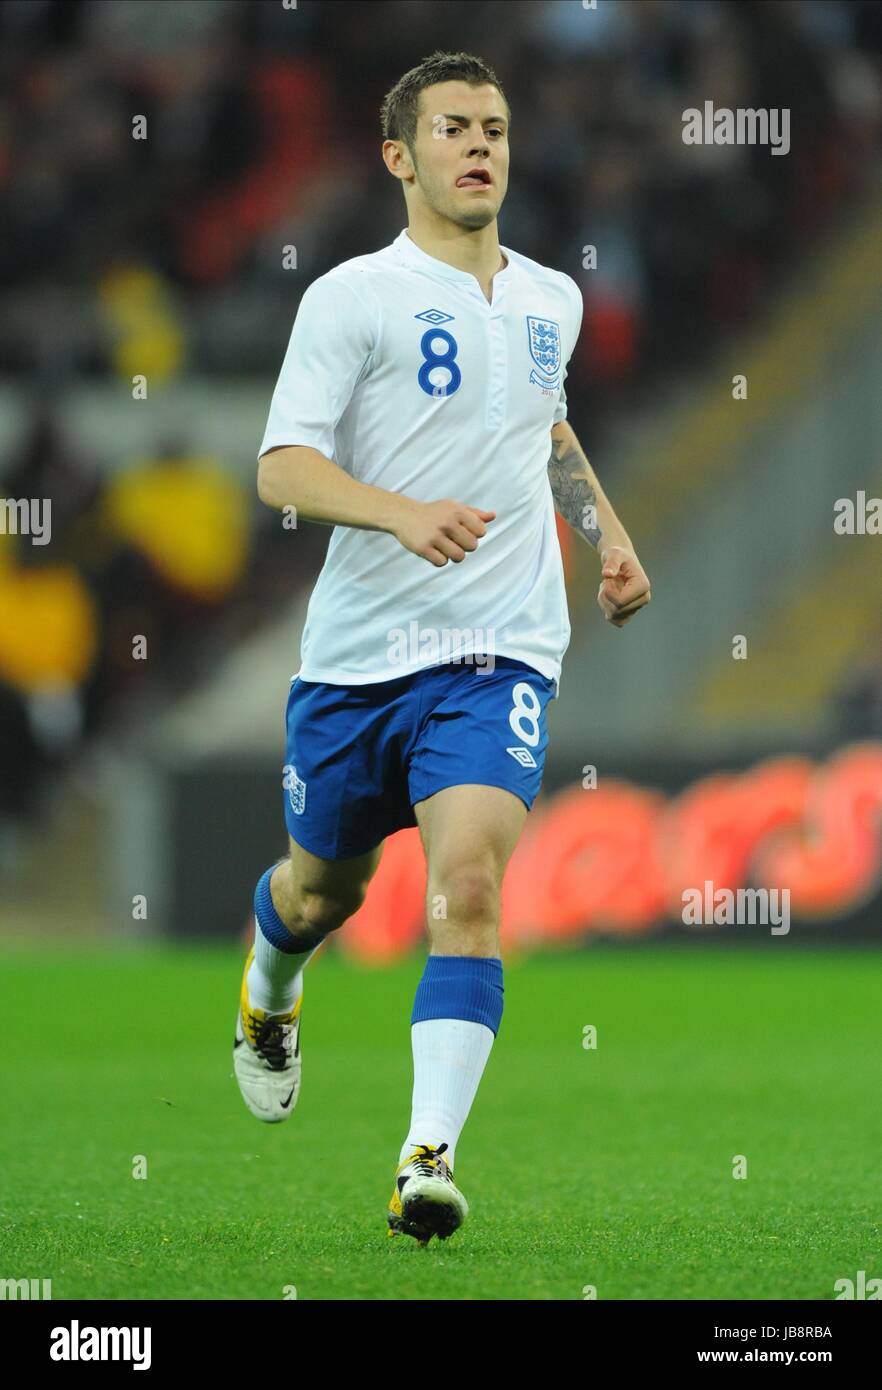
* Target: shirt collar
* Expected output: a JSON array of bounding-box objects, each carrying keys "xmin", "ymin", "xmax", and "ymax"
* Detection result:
[{"xmin": 394, "ymin": 228, "xmax": 512, "ymax": 290}]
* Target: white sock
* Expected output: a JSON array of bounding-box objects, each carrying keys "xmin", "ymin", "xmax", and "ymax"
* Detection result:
[
  {"xmin": 399, "ymin": 1018, "xmax": 495, "ymax": 1172},
  {"xmin": 247, "ymin": 919, "xmax": 323, "ymax": 1015}
]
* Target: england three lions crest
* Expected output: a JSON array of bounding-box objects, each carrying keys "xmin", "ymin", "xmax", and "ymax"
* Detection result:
[
  {"xmin": 527, "ymin": 316, "xmax": 561, "ymax": 389},
  {"xmin": 284, "ymin": 762, "xmax": 307, "ymax": 816}
]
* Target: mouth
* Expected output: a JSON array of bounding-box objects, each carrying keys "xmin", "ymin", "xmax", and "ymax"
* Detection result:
[{"xmin": 455, "ymin": 168, "xmax": 492, "ymax": 189}]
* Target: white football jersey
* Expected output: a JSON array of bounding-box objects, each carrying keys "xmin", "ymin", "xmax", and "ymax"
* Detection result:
[{"xmin": 259, "ymin": 228, "xmax": 583, "ymax": 687}]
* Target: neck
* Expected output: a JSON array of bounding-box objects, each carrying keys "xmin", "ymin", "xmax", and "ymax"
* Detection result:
[{"xmin": 405, "ymin": 208, "xmax": 506, "ymax": 283}]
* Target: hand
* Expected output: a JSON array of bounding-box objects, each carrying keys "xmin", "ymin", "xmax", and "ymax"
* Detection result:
[
  {"xmin": 597, "ymin": 546, "xmax": 651, "ymax": 627},
  {"xmin": 392, "ymin": 498, "xmax": 496, "ymax": 567}
]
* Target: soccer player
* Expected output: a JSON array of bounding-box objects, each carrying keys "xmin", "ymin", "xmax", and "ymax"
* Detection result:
[{"xmin": 234, "ymin": 51, "xmax": 651, "ymax": 1245}]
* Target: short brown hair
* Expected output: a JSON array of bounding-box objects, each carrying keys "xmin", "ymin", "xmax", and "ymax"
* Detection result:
[{"xmin": 380, "ymin": 50, "xmax": 509, "ymax": 152}]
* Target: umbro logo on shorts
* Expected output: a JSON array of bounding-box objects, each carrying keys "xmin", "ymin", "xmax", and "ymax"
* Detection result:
[{"xmin": 506, "ymin": 746, "xmax": 537, "ymax": 769}]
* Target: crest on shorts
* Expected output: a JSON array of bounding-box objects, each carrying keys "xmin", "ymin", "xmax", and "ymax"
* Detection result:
[
  {"xmin": 284, "ymin": 763, "xmax": 307, "ymax": 816},
  {"xmin": 526, "ymin": 316, "xmax": 561, "ymax": 388}
]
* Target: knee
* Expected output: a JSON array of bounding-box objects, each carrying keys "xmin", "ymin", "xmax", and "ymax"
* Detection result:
[
  {"xmin": 432, "ymin": 859, "xmax": 500, "ymax": 927},
  {"xmin": 295, "ymin": 881, "xmax": 368, "ymax": 934}
]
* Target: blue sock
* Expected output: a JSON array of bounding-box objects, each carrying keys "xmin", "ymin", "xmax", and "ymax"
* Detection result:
[
  {"xmin": 253, "ymin": 864, "xmax": 297, "ymax": 952},
  {"xmin": 411, "ymin": 955, "xmax": 504, "ymax": 1036}
]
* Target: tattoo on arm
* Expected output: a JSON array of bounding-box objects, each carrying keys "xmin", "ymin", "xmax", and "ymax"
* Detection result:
[{"xmin": 547, "ymin": 435, "xmax": 601, "ymax": 547}]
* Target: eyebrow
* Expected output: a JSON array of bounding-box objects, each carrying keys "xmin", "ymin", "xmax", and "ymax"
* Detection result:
[{"xmin": 439, "ymin": 114, "xmax": 508, "ymax": 128}]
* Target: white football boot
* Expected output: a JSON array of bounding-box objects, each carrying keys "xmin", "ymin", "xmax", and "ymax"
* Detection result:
[
  {"xmin": 233, "ymin": 946, "xmax": 303, "ymax": 1123},
  {"xmin": 387, "ymin": 1142, "xmax": 468, "ymax": 1245}
]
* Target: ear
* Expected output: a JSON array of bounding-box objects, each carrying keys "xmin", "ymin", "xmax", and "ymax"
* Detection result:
[{"xmin": 382, "ymin": 139, "xmax": 414, "ymax": 181}]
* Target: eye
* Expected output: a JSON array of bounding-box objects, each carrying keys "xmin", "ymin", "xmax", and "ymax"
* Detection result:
[{"xmin": 487, "ymin": 128, "xmax": 504, "ymax": 139}]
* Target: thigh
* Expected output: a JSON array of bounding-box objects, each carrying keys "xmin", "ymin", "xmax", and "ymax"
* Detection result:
[{"xmin": 413, "ymin": 783, "xmax": 527, "ymax": 882}]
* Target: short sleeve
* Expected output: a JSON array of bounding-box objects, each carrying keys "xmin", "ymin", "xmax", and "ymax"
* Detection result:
[
  {"xmin": 258, "ymin": 273, "xmax": 377, "ymax": 461},
  {"xmin": 553, "ymin": 275, "xmax": 584, "ymax": 425}
]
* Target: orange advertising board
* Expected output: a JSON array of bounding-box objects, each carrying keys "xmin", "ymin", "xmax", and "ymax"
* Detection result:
[{"xmin": 336, "ymin": 744, "xmax": 882, "ymax": 960}]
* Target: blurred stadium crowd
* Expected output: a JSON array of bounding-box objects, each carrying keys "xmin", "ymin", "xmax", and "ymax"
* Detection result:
[{"xmin": 1, "ymin": 0, "xmax": 881, "ymax": 841}]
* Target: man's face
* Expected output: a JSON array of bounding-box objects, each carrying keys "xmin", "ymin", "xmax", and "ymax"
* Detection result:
[{"xmin": 405, "ymin": 80, "xmax": 509, "ymax": 228}]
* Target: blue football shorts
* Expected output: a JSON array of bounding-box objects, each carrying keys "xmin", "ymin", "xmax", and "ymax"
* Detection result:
[{"xmin": 281, "ymin": 656, "xmax": 557, "ymax": 859}]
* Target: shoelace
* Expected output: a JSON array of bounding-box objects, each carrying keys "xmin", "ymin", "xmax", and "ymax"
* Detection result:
[
  {"xmin": 410, "ymin": 1142, "xmax": 450, "ymax": 1179},
  {"xmin": 253, "ymin": 1017, "xmax": 294, "ymax": 1071}
]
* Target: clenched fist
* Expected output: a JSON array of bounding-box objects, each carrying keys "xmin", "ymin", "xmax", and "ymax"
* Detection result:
[
  {"xmin": 392, "ymin": 498, "xmax": 496, "ymax": 567},
  {"xmin": 597, "ymin": 546, "xmax": 651, "ymax": 627}
]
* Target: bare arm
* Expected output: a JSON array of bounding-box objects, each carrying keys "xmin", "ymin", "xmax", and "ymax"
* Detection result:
[
  {"xmin": 257, "ymin": 444, "xmax": 496, "ymax": 568},
  {"xmin": 548, "ymin": 420, "xmax": 651, "ymax": 626},
  {"xmin": 258, "ymin": 444, "xmax": 401, "ymax": 531},
  {"xmin": 548, "ymin": 420, "xmax": 632, "ymax": 553}
]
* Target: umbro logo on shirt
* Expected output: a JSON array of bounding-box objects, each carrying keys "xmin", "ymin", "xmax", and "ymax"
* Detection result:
[{"xmin": 414, "ymin": 308, "xmax": 455, "ymax": 324}]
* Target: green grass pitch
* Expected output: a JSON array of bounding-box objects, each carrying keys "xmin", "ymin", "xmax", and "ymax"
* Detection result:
[{"xmin": 2, "ymin": 943, "xmax": 880, "ymax": 1301}]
